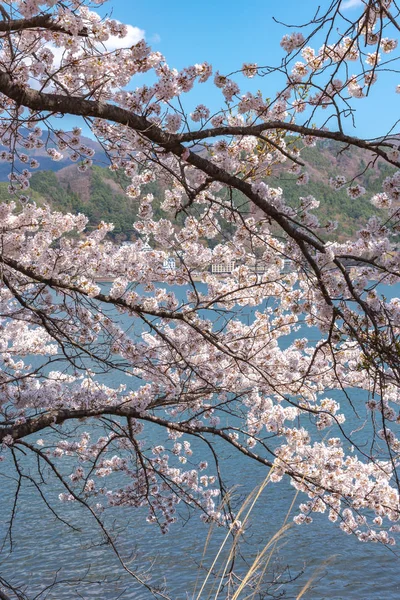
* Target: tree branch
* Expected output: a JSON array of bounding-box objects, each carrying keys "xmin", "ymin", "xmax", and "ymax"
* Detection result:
[{"xmin": 0, "ymin": 14, "xmax": 88, "ymax": 36}]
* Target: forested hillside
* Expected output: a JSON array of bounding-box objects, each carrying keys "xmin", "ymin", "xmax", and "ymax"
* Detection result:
[{"xmin": 1, "ymin": 137, "xmax": 395, "ymax": 242}]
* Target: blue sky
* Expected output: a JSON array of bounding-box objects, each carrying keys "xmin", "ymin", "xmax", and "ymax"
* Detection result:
[{"xmin": 73, "ymin": 0, "xmax": 398, "ymax": 140}]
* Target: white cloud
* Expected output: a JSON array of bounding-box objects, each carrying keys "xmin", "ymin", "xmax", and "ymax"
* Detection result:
[
  {"xmin": 104, "ymin": 24, "xmax": 145, "ymax": 51},
  {"xmin": 27, "ymin": 22, "xmax": 145, "ymax": 90},
  {"xmin": 44, "ymin": 22, "xmax": 145, "ymax": 66},
  {"xmin": 341, "ymin": 0, "xmax": 364, "ymax": 10}
]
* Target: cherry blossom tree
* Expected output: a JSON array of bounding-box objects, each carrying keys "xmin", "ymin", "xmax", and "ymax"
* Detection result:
[{"xmin": 1, "ymin": 0, "xmax": 400, "ymax": 597}]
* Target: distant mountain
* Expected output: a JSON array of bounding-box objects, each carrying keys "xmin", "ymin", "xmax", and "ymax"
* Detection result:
[
  {"xmin": 0, "ymin": 132, "xmax": 109, "ymax": 181},
  {"xmin": 269, "ymin": 139, "xmax": 396, "ymax": 240},
  {"xmin": 29, "ymin": 165, "xmax": 140, "ymax": 239}
]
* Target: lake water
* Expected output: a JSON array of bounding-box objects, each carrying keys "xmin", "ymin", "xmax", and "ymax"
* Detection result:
[{"xmin": 1, "ymin": 282, "xmax": 400, "ymax": 599}]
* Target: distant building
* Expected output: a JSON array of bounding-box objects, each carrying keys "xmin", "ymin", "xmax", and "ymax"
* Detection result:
[
  {"xmin": 211, "ymin": 261, "xmax": 235, "ymax": 274},
  {"xmin": 247, "ymin": 261, "xmax": 268, "ymax": 274},
  {"xmin": 163, "ymin": 257, "xmax": 176, "ymax": 270},
  {"xmin": 122, "ymin": 237, "xmax": 153, "ymax": 252},
  {"xmin": 142, "ymin": 239, "xmax": 152, "ymax": 253}
]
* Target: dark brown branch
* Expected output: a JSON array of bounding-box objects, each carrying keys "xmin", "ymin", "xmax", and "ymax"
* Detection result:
[
  {"xmin": 2, "ymin": 405, "xmax": 351, "ymax": 504},
  {"xmin": 0, "ymin": 14, "xmax": 88, "ymax": 36},
  {"xmin": 178, "ymin": 124, "xmax": 400, "ymax": 166},
  {"xmin": 0, "ymin": 71, "xmax": 397, "ymax": 260},
  {"xmin": 0, "ymin": 70, "xmax": 397, "ymax": 258}
]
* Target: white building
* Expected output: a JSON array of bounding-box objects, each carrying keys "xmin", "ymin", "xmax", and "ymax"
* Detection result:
[
  {"xmin": 163, "ymin": 257, "xmax": 176, "ymax": 270},
  {"xmin": 211, "ymin": 261, "xmax": 235, "ymax": 274}
]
